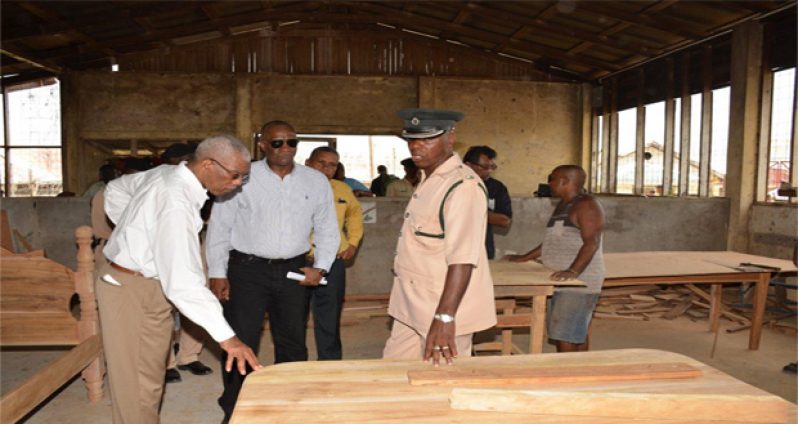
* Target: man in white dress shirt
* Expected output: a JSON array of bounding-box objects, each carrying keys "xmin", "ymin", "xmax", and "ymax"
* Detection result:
[
  {"xmin": 98, "ymin": 134, "xmax": 261, "ymax": 424},
  {"xmin": 206, "ymin": 120, "xmax": 340, "ymax": 421}
]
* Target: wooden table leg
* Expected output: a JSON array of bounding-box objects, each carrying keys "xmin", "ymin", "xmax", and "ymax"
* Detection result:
[
  {"xmin": 709, "ymin": 284, "xmax": 722, "ymax": 333},
  {"xmin": 748, "ymin": 273, "xmax": 770, "ymax": 350},
  {"xmin": 529, "ymin": 295, "xmax": 547, "ymax": 354}
]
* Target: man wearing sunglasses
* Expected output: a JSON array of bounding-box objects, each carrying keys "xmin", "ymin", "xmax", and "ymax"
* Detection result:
[
  {"xmin": 97, "ymin": 134, "xmax": 260, "ymax": 424},
  {"xmin": 464, "ymin": 145, "xmax": 513, "ymax": 260},
  {"xmin": 206, "ymin": 120, "xmax": 340, "ymax": 422},
  {"xmin": 383, "ymin": 109, "xmax": 496, "ymax": 367}
]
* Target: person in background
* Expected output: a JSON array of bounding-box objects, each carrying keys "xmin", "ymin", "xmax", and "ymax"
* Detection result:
[
  {"xmin": 90, "ymin": 158, "xmax": 151, "ymax": 266},
  {"xmin": 83, "ymin": 164, "xmax": 118, "ymax": 198},
  {"xmin": 369, "ymin": 164, "xmax": 397, "ymax": 197},
  {"xmin": 383, "ymin": 108, "xmax": 496, "ymax": 366},
  {"xmin": 306, "ymin": 146, "xmax": 364, "ymax": 359},
  {"xmin": 96, "ymin": 135, "xmax": 260, "ymax": 424},
  {"xmin": 463, "ymin": 145, "xmax": 512, "ymax": 259},
  {"xmin": 335, "ymin": 162, "xmax": 373, "ymax": 197},
  {"xmin": 385, "ymin": 158, "xmax": 421, "ymax": 197},
  {"xmin": 505, "ymin": 165, "xmax": 604, "ymax": 353}
]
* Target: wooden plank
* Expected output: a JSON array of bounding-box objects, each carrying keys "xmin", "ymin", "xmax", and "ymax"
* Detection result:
[
  {"xmin": 594, "ymin": 312, "xmax": 648, "ymax": 321},
  {"xmin": 1, "ymin": 209, "xmax": 13, "ymax": 252},
  {"xmin": 661, "ymin": 295, "xmax": 694, "ymax": 320},
  {"xmin": 449, "ymin": 388, "xmax": 789, "ymax": 423},
  {"xmin": 12, "ymin": 229, "xmax": 32, "ymax": 252},
  {"xmin": 0, "ymin": 335, "xmax": 101, "ymax": 424},
  {"xmin": 0, "ymin": 314, "xmax": 79, "ymax": 346},
  {"xmin": 408, "ymin": 362, "xmax": 701, "ymax": 387}
]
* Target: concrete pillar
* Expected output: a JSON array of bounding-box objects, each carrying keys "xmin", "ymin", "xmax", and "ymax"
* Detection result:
[
  {"xmin": 580, "ymin": 83, "xmax": 593, "ymax": 173},
  {"xmin": 235, "ymin": 75, "xmax": 254, "ymax": 153},
  {"xmin": 726, "ymin": 21, "xmax": 763, "ymax": 252},
  {"xmin": 60, "ymin": 71, "xmax": 82, "ymax": 192}
]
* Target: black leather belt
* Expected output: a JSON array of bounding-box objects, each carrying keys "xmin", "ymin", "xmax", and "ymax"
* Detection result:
[{"xmin": 229, "ymin": 250, "xmax": 306, "ymax": 265}]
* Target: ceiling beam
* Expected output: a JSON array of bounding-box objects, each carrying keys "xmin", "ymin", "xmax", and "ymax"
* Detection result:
[
  {"xmin": 470, "ymin": 3, "xmax": 656, "ymax": 57},
  {"xmin": 16, "ymin": 2, "xmax": 118, "ymax": 58},
  {"xmin": 199, "ymin": 4, "xmax": 233, "ymax": 37},
  {"xmin": 575, "ymin": 2, "xmax": 707, "ymax": 40},
  {"xmin": 1, "ymin": 47, "xmax": 62, "ymax": 74},
  {"xmin": 345, "ymin": 1, "xmax": 618, "ymax": 74},
  {"xmin": 99, "ymin": 2, "xmax": 325, "ymax": 49}
]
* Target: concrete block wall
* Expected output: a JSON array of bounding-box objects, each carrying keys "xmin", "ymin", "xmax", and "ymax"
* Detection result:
[
  {"xmin": 2, "ymin": 195, "xmax": 731, "ymax": 294},
  {"xmin": 62, "ymin": 72, "xmax": 582, "ymax": 198},
  {"xmin": 748, "ymin": 205, "xmax": 798, "ymax": 260}
]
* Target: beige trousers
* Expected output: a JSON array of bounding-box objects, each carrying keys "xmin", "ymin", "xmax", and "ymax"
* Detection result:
[
  {"xmin": 167, "ymin": 313, "xmax": 206, "ymax": 368},
  {"xmin": 382, "ymin": 318, "xmax": 473, "ymax": 359},
  {"xmin": 96, "ymin": 262, "xmax": 173, "ymax": 424}
]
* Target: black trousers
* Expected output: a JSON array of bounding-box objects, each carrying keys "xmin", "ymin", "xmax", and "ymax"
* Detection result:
[
  {"xmin": 218, "ymin": 251, "xmax": 310, "ymax": 418},
  {"xmin": 310, "ymin": 258, "xmax": 346, "ymax": 360}
]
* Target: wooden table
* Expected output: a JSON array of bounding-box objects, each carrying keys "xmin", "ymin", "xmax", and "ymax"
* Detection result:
[
  {"xmin": 230, "ymin": 348, "xmax": 795, "ymax": 423},
  {"xmin": 490, "ymin": 260, "xmax": 583, "ymax": 354},
  {"xmin": 492, "ymin": 251, "xmax": 797, "ymax": 352},
  {"xmin": 602, "ymin": 251, "xmax": 797, "ymax": 350}
]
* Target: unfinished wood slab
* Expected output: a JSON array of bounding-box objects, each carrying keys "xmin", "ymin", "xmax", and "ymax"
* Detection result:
[
  {"xmin": 449, "ymin": 388, "xmax": 789, "ymax": 423},
  {"xmin": 408, "ymin": 362, "xmax": 701, "ymax": 386},
  {"xmin": 0, "ymin": 335, "xmax": 101, "ymax": 424},
  {"xmin": 594, "ymin": 312, "xmax": 647, "ymax": 321},
  {"xmin": 662, "ymin": 295, "xmax": 695, "ymax": 320}
]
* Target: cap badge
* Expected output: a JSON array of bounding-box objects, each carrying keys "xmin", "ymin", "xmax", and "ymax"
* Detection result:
[{"xmin": 411, "ymin": 117, "xmax": 420, "ymax": 125}]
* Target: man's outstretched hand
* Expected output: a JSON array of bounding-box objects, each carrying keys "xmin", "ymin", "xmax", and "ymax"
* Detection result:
[{"xmin": 220, "ymin": 336, "xmax": 261, "ymax": 375}]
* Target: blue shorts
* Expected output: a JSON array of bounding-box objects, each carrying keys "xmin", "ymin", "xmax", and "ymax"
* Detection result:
[{"xmin": 547, "ymin": 290, "xmax": 600, "ymax": 344}]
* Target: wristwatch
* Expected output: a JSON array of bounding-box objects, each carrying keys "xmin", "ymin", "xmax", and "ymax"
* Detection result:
[
  {"xmin": 433, "ymin": 313, "xmax": 455, "ymax": 323},
  {"xmin": 315, "ymin": 268, "xmax": 329, "ymax": 277}
]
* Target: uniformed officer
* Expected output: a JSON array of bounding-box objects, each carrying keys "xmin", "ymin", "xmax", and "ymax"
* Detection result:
[{"xmin": 383, "ymin": 108, "xmax": 497, "ymax": 366}]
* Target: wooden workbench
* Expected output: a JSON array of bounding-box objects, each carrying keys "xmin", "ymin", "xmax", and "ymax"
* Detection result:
[
  {"xmin": 229, "ymin": 348, "xmax": 794, "ymax": 423},
  {"xmin": 491, "ymin": 251, "xmax": 797, "ymax": 352},
  {"xmin": 490, "ymin": 260, "xmax": 583, "ymax": 354}
]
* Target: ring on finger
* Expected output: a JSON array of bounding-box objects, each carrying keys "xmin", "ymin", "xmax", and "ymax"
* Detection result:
[
  {"xmin": 440, "ymin": 346, "xmax": 450, "ymax": 350},
  {"xmin": 433, "ymin": 346, "xmax": 442, "ymax": 351}
]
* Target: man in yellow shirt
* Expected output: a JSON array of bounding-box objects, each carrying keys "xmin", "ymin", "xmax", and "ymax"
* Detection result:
[{"xmin": 306, "ymin": 146, "xmax": 364, "ymax": 359}]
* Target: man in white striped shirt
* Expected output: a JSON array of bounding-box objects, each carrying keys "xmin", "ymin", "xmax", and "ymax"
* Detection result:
[
  {"xmin": 98, "ymin": 134, "xmax": 261, "ymax": 424},
  {"xmin": 206, "ymin": 120, "xmax": 340, "ymax": 421}
]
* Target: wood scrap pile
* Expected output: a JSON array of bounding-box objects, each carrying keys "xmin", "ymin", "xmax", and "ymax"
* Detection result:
[{"xmin": 594, "ymin": 284, "xmax": 756, "ymax": 330}]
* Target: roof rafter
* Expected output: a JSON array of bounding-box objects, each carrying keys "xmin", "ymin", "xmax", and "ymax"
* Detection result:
[
  {"xmin": 575, "ymin": 2, "xmax": 707, "ymax": 40},
  {"xmin": 345, "ymin": 1, "xmax": 619, "ymax": 74}
]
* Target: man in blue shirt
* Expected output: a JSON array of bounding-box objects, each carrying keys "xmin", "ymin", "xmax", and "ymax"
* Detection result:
[
  {"xmin": 464, "ymin": 145, "xmax": 512, "ymax": 259},
  {"xmin": 206, "ymin": 121, "xmax": 340, "ymax": 422}
]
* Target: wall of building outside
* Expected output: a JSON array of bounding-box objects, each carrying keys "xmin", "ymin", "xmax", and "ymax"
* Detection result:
[
  {"xmin": 62, "ymin": 72, "xmax": 582, "ymax": 197},
  {"xmin": 3, "ymin": 195, "xmax": 731, "ymax": 294}
]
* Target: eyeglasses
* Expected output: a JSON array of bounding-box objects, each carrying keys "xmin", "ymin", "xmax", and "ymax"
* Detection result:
[
  {"xmin": 210, "ymin": 158, "xmax": 249, "ymax": 183},
  {"xmin": 473, "ymin": 162, "xmax": 498, "ymax": 171},
  {"xmin": 269, "ymin": 138, "xmax": 299, "ymax": 149}
]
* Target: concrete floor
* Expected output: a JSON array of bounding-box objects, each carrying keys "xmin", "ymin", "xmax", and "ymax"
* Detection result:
[{"xmin": 2, "ymin": 314, "xmax": 796, "ymax": 423}]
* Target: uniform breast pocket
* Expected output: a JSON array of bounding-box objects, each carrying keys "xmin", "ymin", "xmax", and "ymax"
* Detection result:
[{"xmin": 410, "ymin": 215, "xmax": 445, "ymax": 252}]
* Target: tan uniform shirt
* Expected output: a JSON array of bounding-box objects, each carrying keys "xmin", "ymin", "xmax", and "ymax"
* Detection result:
[
  {"xmin": 388, "ymin": 154, "xmax": 497, "ymax": 337},
  {"xmin": 91, "ymin": 189, "xmax": 113, "ymax": 240}
]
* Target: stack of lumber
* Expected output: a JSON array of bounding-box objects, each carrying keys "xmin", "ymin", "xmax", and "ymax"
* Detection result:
[{"xmin": 594, "ymin": 284, "xmax": 754, "ymax": 327}]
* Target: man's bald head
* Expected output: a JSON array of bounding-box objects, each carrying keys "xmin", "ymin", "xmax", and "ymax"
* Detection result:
[{"xmin": 552, "ymin": 164, "xmax": 586, "ymax": 188}]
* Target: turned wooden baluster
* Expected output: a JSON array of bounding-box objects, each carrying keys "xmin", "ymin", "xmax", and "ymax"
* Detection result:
[{"xmin": 75, "ymin": 225, "xmax": 104, "ymax": 402}]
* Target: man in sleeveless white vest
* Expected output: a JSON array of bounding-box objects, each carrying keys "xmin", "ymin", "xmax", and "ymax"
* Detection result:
[{"xmin": 506, "ymin": 165, "xmax": 605, "ymax": 353}]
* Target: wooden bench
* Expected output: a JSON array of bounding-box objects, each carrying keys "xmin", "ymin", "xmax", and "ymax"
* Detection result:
[{"xmin": 0, "ymin": 226, "xmax": 104, "ymax": 423}]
